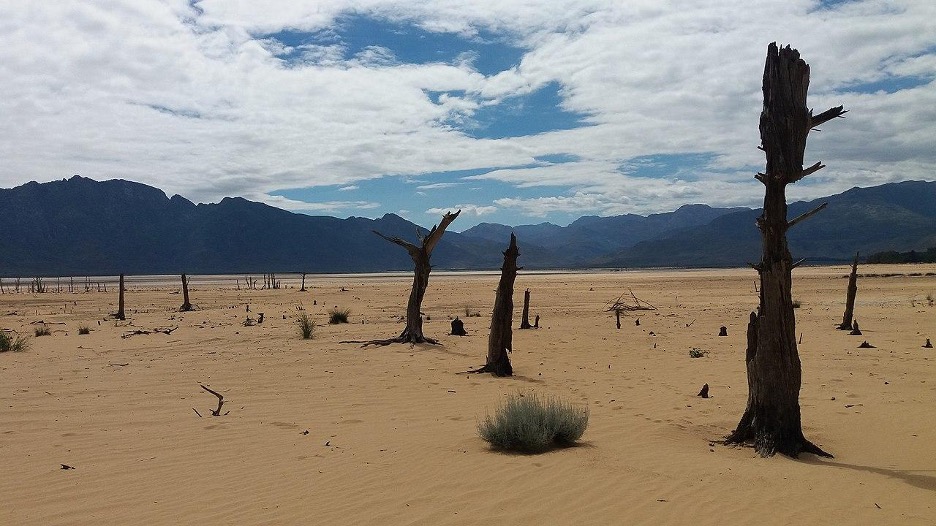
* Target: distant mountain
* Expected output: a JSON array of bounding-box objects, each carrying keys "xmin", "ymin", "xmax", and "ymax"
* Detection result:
[
  {"xmin": 0, "ymin": 176, "xmax": 934, "ymax": 275},
  {"xmin": 461, "ymin": 204, "xmax": 747, "ymax": 266},
  {"xmin": 598, "ymin": 180, "xmax": 936, "ymax": 267},
  {"xmin": 0, "ymin": 176, "xmax": 504, "ymax": 275}
]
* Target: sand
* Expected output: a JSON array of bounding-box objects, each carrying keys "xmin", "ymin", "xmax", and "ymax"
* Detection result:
[{"xmin": 1, "ymin": 266, "xmax": 934, "ymax": 525}]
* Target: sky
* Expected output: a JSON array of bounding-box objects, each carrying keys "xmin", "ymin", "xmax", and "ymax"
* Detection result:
[{"xmin": 1, "ymin": 1, "xmax": 935, "ymax": 230}]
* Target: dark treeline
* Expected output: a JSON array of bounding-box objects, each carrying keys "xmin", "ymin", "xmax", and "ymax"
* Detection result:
[{"xmin": 866, "ymin": 247, "xmax": 936, "ymax": 264}]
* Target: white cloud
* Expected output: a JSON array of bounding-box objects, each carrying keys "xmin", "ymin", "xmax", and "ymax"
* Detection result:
[
  {"xmin": 426, "ymin": 204, "xmax": 497, "ymax": 216},
  {"xmin": 0, "ymin": 0, "xmax": 933, "ymax": 226}
]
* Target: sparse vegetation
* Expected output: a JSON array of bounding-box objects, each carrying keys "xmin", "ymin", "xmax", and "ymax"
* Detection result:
[
  {"xmin": 0, "ymin": 331, "xmax": 29, "ymax": 352},
  {"xmin": 34, "ymin": 325, "xmax": 51, "ymax": 337},
  {"xmin": 78, "ymin": 326, "xmax": 91, "ymax": 335},
  {"xmin": 478, "ymin": 392, "xmax": 588, "ymax": 453},
  {"xmin": 463, "ymin": 306, "xmax": 482, "ymax": 317},
  {"xmin": 689, "ymin": 348, "xmax": 708, "ymax": 358},
  {"xmin": 298, "ymin": 313, "xmax": 315, "ymax": 339},
  {"xmin": 927, "ymin": 293, "xmax": 934, "ymax": 307},
  {"xmin": 328, "ymin": 308, "xmax": 350, "ymax": 324},
  {"xmin": 792, "ymin": 299, "xmax": 802, "ymax": 308}
]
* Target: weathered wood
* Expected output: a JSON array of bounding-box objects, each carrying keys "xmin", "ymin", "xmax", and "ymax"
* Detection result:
[
  {"xmin": 200, "ymin": 384, "xmax": 226, "ymax": 416},
  {"xmin": 519, "ymin": 288, "xmax": 532, "ymax": 329},
  {"xmin": 470, "ymin": 234, "xmax": 519, "ymax": 376},
  {"xmin": 115, "ymin": 274, "xmax": 126, "ymax": 320},
  {"xmin": 725, "ymin": 43, "xmax": 843, "ymax": 459},
  {"xmin": 838, "ymin": 252, "xmax": 859, "ymax": 330},
  {"xmin": 366, "ymin": 210, "xmax": 460, "ymax": 345},
  {"xmin": 179, "ymin": 273, "xmax": 194, "ymax": 312}
]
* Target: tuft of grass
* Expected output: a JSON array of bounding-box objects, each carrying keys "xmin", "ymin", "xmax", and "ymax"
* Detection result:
[
  {"xmin": 689, "ymin": 348, "xmax": 708, "ymax": 358},
  {"xmin": 792, "ymin": 299, "xmax": 802, "ymax": 308},
  {"xmin": 298, "ymin": 313, "xmax": 315, "ymax": 339},
  {"xmin": 78, "ymin": 326, "xmax": 91, "ymax": 335},
  {"xmin": 34, "ymin": 325, "xmax": 51, "ymax": 337},
  {"xmin": 478, "ymin": 393, "xmax": 588, "ymax": 453},
  {"xmin": 0, "ymin": 331, "xmax": 29, "ymax": 352},
  {"xmin": 328, "ymin": 308, "xmax": 350, "ymax": 324}
]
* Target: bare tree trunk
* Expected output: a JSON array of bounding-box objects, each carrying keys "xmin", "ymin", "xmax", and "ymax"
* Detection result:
[
  {"xmin": 471, "ymin": 234, "xmax": 519, "ymax": 376},
  {"xmin": 300, "ymin": 273, "xmax": 307, "ymax": 292},
  {"xmin": 838, "ymin": 252, "xmax": 859, "ymax": 330},
  {"xmin": 725, "ymin": 43, "xmax": 844, "ymax": 458},
  {"xmin": 180, "ymin": 273, "xmax": 193, "ymax": 311},
  {"xmin": 367, "ymin": 210, "xmax": 460, "ymax": 345},
  {"xmin": 519, "ymin": 288, "xmax": 532, "ymax": 329},
  {"xmin": 115, "ymin": 274, "xmax": 126, "ymax": 320}
]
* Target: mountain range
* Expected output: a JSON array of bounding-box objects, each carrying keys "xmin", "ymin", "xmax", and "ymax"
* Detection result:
[{"xmin": 0, "ymin": 175, "xmax": 934, "ymax": 276}]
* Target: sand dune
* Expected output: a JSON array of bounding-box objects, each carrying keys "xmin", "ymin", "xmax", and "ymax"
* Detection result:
[{"xmin": 2, "ymin": 266, "xmax": 934, "ymax": 525}]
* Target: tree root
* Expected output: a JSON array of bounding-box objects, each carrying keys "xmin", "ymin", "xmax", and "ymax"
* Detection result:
[{"xmin": 724, "ymin": 426, "xmax": 832, "ymax": 459}]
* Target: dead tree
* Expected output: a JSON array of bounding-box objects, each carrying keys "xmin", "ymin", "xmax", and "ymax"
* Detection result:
[
  {"xmin": 179, "ymin": 274, "xmax": 194, "ymax": 312},
  {"xmin": 365, "ymin": 210, "xmax": 460, "ymax": 345},
  {"xmin": 725, "ymin": 43, "xmax": 845, "ymax": 458},
  {"xmin": 605, "ymin": 289, "xmax": 655, "ymax": 329},
  {"xmin": 115, "ymin": 274, "xmax": 126, "ymax": 320},
  {"xmin": 471, "ymin": 233, "xmax": 519, "ymax": 376},
  {"xmin": 300, "ymin": 273, "xmax": 307, "ymax": 292},
  {"xmin": 519, "ymin": 288, "xmax": 533, "ymax": 329},
  {"xmin": 837, "ymin": 252, "xmax": 859, "ymax": 330}
]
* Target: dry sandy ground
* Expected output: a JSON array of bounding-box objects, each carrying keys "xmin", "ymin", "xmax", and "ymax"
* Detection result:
[{"xmin": 1, "ymin": 266, "xmax": 934, "ymax": 525}]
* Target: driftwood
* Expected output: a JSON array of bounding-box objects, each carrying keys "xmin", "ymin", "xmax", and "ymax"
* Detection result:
[
  {"xmin": 199, "ymin": 384, "xmax": 227, "ymax": 416},
  {"xmin": 121, "ymin": 326, "xmax": 178, "ymax": 338}
]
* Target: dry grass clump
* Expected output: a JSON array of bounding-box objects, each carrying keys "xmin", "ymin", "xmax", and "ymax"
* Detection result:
[
  {"xmin": 0, "ymin": 331, "xmax": 29, "ymax": 352},
  {"xmin": 297, "ymin": 313, "xmax": 315, "ymax": 339},
  {"xmin": 78, "ymin": 326, "xmax": 91, "ymax": 335},
  {"xmin": 328, "ymin": 308, "xmax": 350, "ymax": 324},
  {"xmin": 479, "ymin": 393, "xmax": 588, "ymax": 453},
  {"xmin": 34, "ymin": 325, "xmax": 51, "ymax": 337}
]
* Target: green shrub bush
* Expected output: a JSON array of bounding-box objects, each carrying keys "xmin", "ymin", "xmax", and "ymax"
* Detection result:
[
  {"xmin": 0, "ymin": 331, "xmax": 29, "ymax": 352},
  {"xmin": 298, "ymin": 313, "xmax": 315, "ymax": 339},
  {"xmin": 328, "ymin": 308, "xmax": 350, "ymax": 324},
  {"xmin": 478, "ymin": 393, "xmax": 588, "ymax": 453}
]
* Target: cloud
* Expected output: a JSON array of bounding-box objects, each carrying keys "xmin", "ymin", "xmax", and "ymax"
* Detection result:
[
  {"xmin": 0, "ymin": 0, "xmax": 933, "ymax": 228},
  {"xmin": 426, "ymin": 204, "xmax": 497, "ymax": 216}
]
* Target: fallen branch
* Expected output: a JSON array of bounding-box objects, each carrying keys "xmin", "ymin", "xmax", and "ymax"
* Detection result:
[
  {"xmin": 200, "ymin": 384, "xmax": 226, "ymax": 416},
  {"xmin": 121, "ymin": 326, "xmax": 178, "ymax": 339}
]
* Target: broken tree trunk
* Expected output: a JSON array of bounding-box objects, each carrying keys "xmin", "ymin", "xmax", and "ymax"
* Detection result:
[
  {"xmin": 366, "ymin": 210, "xmax": 460, "ymax": 345},
  {"xmin": 179, "ymin": 273, "xmax": 193, "ymax": 312},
  {"xmin": 115, "ymin": 274, "xmax": 126, "ymax": 320},
  {"xmin": 725, "ymin": 43, "xmax": 844, "ymax": 459},
  {"xmin": 838, "ymin": 252, "xmax": 859, "ymax": 330},
  {"xmin": 471, "ymin": 233, "xmax": 519, "ymax": 376},
  {"xmin": 519, "ymin": 288, "xmax": 532, "ymax": 329}
]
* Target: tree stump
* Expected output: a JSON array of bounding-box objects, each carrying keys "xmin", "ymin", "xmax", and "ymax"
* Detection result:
[
  {"xmin": 115, "ymin": 274, "xmax": 126, "ymax": 320},
  {"xmin": 470, "ymin": 234, "xmax": 519, "ymax": 376},
  {"xmin": 838, "ymin": 252, "xmax": 859, "ymax": 329},
  {"xmin": 718, "ymin": 326, "xmax": 728, "ymax": 337},
  {"xmin": 849, "ymin": 320, "xmax": 862, "ymax": 336},
  {"xmin": 519, "ymin": 288, "xmax": 533, "ymax": 329},
  {"xmin": 725, "ymin": 43, "xmax": 844, "ymax": 459},
  {"xmin": 450, "ymin": 317, "xmax": 467, "ymax": 336}
]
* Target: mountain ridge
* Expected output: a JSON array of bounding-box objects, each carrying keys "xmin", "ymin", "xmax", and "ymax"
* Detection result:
[{"xmin": 0, "ymin": 176, "xmax": 934, "ymax": 275}]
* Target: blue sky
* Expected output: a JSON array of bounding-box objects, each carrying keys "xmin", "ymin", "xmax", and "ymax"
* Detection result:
[{"xmin": 2, "ymin": 1, "xmax": 934, "ymax": 230}]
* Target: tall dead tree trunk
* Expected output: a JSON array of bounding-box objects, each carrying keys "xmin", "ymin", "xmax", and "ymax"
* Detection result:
[
  {"xmin": 519, "ymin": 288, "xmax": 532, "ymax": 329},
  {"xmin": 300, "ymin": 273, "xmax": 307, "ymax": 292},
  {"xmin": 115, "ymin": 274, "xmax": 126, "ymax": 320},
  {"xmin": 368, "ymin": 210, "xmax": 460, "ymax": 345},
  {"xmin": 471, "ymin": 233, "xmax": 519, "ymax": 376},
  {"xmin": 838, "ymin": 252, "xmax": 859, "ymax": 330},
  {"xmin": 725, "ymin": 43, "xmax": 845, "ymax": 458},
  {"xmin": 180, "ymin": 273, "xmax": 193, "ymax": 312}
]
